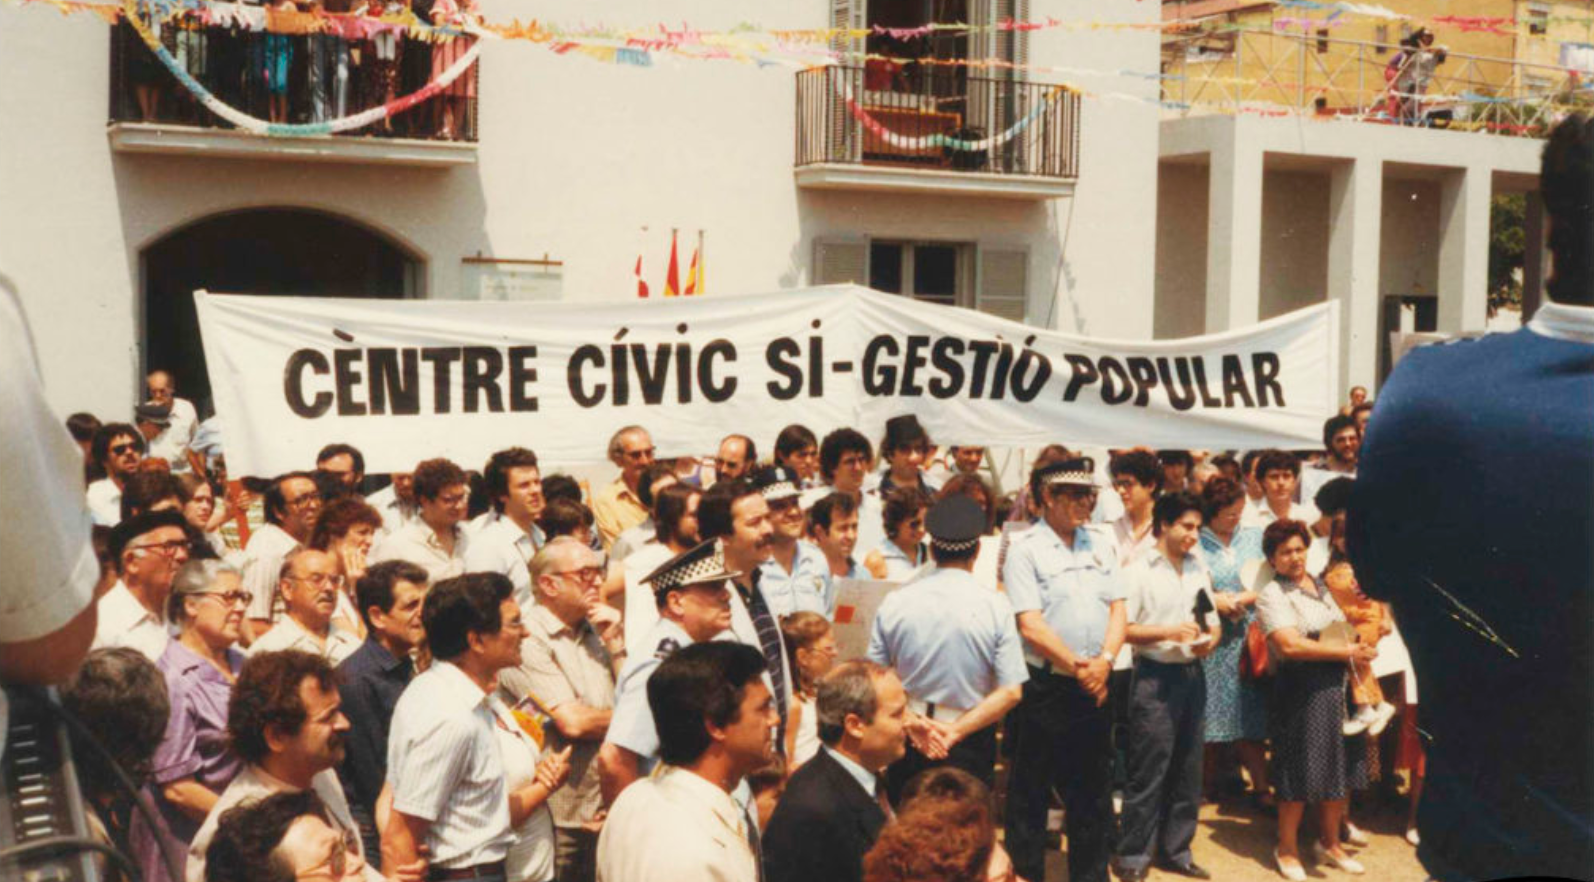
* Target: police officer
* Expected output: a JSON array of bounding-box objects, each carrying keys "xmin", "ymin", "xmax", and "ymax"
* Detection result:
[
  {"xmin": 595, "ymin": 539, "xmax": 738, "ymax": 804},
  {"xmin": 1003, "ymin": 457, "xmax": 1128, "ymax": 882},
  {"xmin": 753, "ymin": 466, "xmax": 832, "ymax": 617},
  {"xmin": 867, "ymin": 495, "xmax": 1028, "ymax": 805}
]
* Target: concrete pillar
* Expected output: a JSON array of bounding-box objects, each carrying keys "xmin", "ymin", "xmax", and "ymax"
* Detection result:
[
  {"xmin": 1327, "ymin": 158, "xmax": 1383, "ymax": 395},
  {"xmin": 1521, "ymin": 190, "xmax": 1548, "ymax": 319},
  {"xmin": 1205, "ymin": 136, "xmax": 1263, "ymax": 333},
  {"xmin": 1436, "ymin": 166, "xmax": 1491, "ymax": 333}
]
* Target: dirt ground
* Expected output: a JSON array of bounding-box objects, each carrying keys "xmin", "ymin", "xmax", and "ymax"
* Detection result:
[{"xmin": 1041, "ymin": 797, "xmax": 1428, "ymax": 882}]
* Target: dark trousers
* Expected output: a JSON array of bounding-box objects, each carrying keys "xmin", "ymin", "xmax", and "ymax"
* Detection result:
[
  {"xmin": 1115, "ymin": 659, "xmax": 1206, "ymax": 873},
  {"xmin": 884, "ymin": 722, "xmax": 998, "ymax": 807},
  {"xmin": 1005, "ymin": 669, "xmax": 1115, "ymax": 882},
  {"xmin": 553, "ymin": 826, "xmax": 597, "ymax": 882}
]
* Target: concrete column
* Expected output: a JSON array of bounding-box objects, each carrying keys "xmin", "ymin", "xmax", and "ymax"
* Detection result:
[
  {"xmin": 1521, "ymin": 190, "xmax": 1548, "ymax": 319},
  {"xmin": 1436, "ymin": 166, "xmax": 1491, "ymax": 333},
  {"xmin": 1205, "ymin": 136, "xmax": 1263, "ymax": 333},
  {"xmin": 1327, "ymin": 158, "xmax": 1383, "ymax": 395}
]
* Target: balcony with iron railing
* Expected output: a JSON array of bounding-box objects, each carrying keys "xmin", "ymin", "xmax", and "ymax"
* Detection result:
[
  {"xmin": 107, "ymin": 15, "xmax": 478, "ymax": 166},
  {"xmin": 794, "ymin": 64, "xmax": 1082, "ymax": 199},
  {"xmin": 1161, "ymin": 27, "xmax": 1592, "ymax": 137}
]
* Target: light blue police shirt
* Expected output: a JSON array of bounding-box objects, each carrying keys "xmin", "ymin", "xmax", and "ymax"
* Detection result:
[
  {"xmin": 866, "ymin": 567, "xmax": 1029, "ymax": 710},
  {"xmin": 1002, "ymin": 523, "xmax": 1125, "ymax": 666}
]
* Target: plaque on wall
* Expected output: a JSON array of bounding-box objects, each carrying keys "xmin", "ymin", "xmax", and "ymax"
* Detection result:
[{"xmin": 460, "ymin": 254, "xmax": 563, "ymax": 302}]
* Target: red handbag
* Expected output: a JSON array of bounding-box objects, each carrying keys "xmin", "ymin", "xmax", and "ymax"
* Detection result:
[{"xmin": 1241, "ymin": 619, "xmax": 1271, "ymax": 680}]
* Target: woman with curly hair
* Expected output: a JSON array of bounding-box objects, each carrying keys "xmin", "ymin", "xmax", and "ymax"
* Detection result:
[{"xmin": 864, "ymin": 767, "xmax": 1016, "ymax": 882}]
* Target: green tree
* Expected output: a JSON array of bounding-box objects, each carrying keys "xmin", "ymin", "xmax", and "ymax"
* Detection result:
[{"xmin": 1489, "ymin": 193, "xmax": 1525, "ymax": 311}]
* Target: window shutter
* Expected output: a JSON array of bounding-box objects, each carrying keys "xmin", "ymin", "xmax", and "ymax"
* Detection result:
[
  {"xmin": 977, "ymin": 248, "xmax": 1028, "ymax": 322},
  {"xmin": 814, "ymin": 240, "xmax": 870, "ymax": 286},
  {"xmin": 829, "ymin": 0, "xmax": 864, "ymax": 162}
]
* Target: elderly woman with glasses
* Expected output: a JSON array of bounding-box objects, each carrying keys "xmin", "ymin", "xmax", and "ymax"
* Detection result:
[{"xmin": 137, "ymin": 559, "xmax": 248, "ymax": 879}]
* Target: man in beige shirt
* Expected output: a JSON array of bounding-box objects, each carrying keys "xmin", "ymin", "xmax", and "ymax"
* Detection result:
[
  {"xmin": 500, "ymin": 537, "xmax": 623, "ymax": 882},
  {"xmin": 591, "ymin": 426, "xmax": 655, "ymax": 548}
]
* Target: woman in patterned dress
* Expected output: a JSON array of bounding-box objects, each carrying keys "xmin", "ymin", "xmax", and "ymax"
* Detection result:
[
  {"xmin": 1256, "ymin": 520, "xmax": 1375, "ymax": 880},
  {"xmin": 1197, "ymin": 477, "xmax": 1271, "ymax": 805},
  {"xmin": 428, "ymin": 0, "xmax": 478, "ymax": 139}
]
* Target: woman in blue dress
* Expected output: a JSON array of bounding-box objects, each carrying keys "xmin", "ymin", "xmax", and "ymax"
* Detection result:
[{"xmin": 1197, "ymin": 476, "xmax": 1271, "ymax": 805}]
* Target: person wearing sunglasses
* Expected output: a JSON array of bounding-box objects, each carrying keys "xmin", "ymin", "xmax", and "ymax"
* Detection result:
[
  {"xmin": 592, "ymin": 425, "xmax": 657, "ymax": 549},
  {"xmin": 137, "ymin": 560, "xmax": 251, "ymax": 880},
  {"xmin": 86, "ymin": 421, "xmax": 147, "ymax": 526},
  {"xmin": 92, "ymin": 509, "xmax": 192, "ymax": 662}
]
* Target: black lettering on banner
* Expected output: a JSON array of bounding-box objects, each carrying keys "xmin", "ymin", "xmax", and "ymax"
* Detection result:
[
  {"xmin": 630, "ymin": 344, "xmax": 671, "ymax": 405},
  {"xmin": 421, "ymin": 348, "xmax": 460, "ymax": 413},
  {"xmin": 1253, "ymin": 353, "xmax": 1286, "ymax": 407},
  {"xmin": 699, "ymin": 340, "xmax": 738, "ymax": 403},
  {"xmin": 508, "ymin": 346, "xmax": 538, "ymax": 412},
  {"xmin": 611, "ymin": 344, "xmax": 631, "ymax": 406},
  {"xmin": 1099, "ymin": 357, "xmax": 1133, "ymax": 405},
  {"xmin": 990, "ymin": 343, "xmax": 1015, "ymax": 401},
  {"xmin": 967, "ymin": 340, "xmax": 999, "ymax": 398},
  {"xmin": 928, "ymin": 337, "xmax": 967, "ymax": 399},
  {"xmin": 1125, "ymin": 356, "xmax": 1158, "ymax": 408},
  {"xmin": 899, "ymin": 336, "xmax": 930, "ymax": 397},
  {"xmin": 1062, "ymin": 354, "xmax": 1099, "ymax": 402},
  {"xmin": 1157, "ymin": 357, "xmax": 1198, "ymax": 411},
  {"xmin": 368, "ymin": 348, "xmax": 420, "ymax": 415},
  {"xmin": 284, "ymin": 349, "xmax": 333, "ymax": 418},
  {"xmin": 808, "ymin": 336, "xmax": 824, "ymax": 398},
  {"xmin": 766, "ymin": 338, "xmax": 803, "ymax": 401},
  {"xmin": 461, "ymin": 347, "xmax": 505, "ymax": 413},
  {"xmin": 1192, "ymin": 357, "xmax": 1224, "ymax": 408},
  {"xmin": 1011, "ymin": 348, "xmax": 1052, "ymax": 403},
  {"xmin": 675, "ymin": 342, "xmax": 694, "ymax": 404},
  {"xmin": 333, "ymin": 349, "xmax": 368, "ymax": 416},
  {"xmin": 568, "ymin": 345, "xmax": 606, "ymax": 408},
  {"xmin": 1221, "ymin": 355, "xmax": 1256, "ymax": 407},
  {"xmin": 862, "ymin": 336, "xmax": 899, "ymax": 396}
]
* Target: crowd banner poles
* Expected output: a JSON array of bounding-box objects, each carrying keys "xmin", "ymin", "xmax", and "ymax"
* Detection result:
[{"xmin": 195, "ymin": 286, "xmax": 1339, "ymax": 476}]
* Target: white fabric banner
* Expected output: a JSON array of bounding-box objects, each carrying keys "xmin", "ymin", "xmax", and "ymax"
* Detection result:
[{"xmin": 195, "ymin": 285, "xmax": 1339, "ymax": 476}]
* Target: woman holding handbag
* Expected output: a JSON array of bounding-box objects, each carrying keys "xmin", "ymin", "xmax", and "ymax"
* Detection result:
[{"xmin": 1196, "ymin": 477, "xmax": 1271, "ymax": 808}]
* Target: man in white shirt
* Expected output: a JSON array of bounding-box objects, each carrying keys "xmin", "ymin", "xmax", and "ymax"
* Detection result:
[
  {"xmin": 250, "ymin": 549, "xmax": 362, "ymax": 664},
  {"xmin": 244, "ymin": 472, "xmax": 323, "ymax": 641},
  {"xmin": 808, "ymin": 492, "xmax": 865, "ymax": 619},
  {"xmin": 596, "ymin": 641, "xmax": 777, "ymax": 882},
  {"xmin": 816, "ymin": 429, "xmax": 885, "ymax": 559},
  {"xmin": 92, "ymin": 510, "xmax": 191, "ymax": 661},
  {"xmin": 1115, "ymin": 493, "xmax": 1222, "ymax": 882},
  {"xmin": 464, "ymin": 447, "xmax": 547, "ymax": 609},
  {"xmin": 135, "ymin": 401, "xmax": 189, "ymax": 475},
  {"xmin": 367, "ymin": 471, "xmax": 420, "ymax": 538},
  {"xmin": 145, "ymin": 369, "xmax": 199, "ymax": 453},
  {"xmin": 85, "ymin": 422, "xmax": 145, "ymax": 527},
  {"xmin": 371, "ymin": 457, "xmax": 470, "ymax": 586},
  {"xmin": 1300, "ymin": 414, "xmax": 1360, "ymax": 506},
  {"xmin": 1241, "ymin": 450, "xmax": 1319, "ymax": 530},
  {"xmin": 187, "ymin": 649, "xmax": 378, "ymax": 882},
  {"xmin": 385, "ymin": 572, "xmax": 567, "ymax": 881}
]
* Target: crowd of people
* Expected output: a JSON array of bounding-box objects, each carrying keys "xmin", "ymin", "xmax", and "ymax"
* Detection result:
[
  {"xmin": 57, "ymin": 369, "xmax": 1434, "ymax": 882},
  {"xmin": 116, "ymin": 0, "xmax": 479, "ymax": 138}
]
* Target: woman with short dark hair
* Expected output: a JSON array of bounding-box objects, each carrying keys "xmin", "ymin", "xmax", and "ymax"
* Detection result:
[
  {"xmin": 1256, "ymin": 520, "xmax": 1376, "ymax": 880},
  {"xmin": 864, "ymin": 486, "xmax": 930, "ymax": 581}
]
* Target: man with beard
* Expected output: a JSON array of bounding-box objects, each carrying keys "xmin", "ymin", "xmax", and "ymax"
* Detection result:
[
  {"xmin": 186, "ymin": 650, "xmax": 370, "ymax": 882},
  {"xmin": 86, "ymin": 422, "xmax": 146, "ymax": 526},
  {"xmin": 249, "ymin": 549, "xmax": 361, "ymax": 665}
]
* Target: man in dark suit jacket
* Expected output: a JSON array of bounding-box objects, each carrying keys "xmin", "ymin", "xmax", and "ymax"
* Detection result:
[{"xmin": 763, "ymin": 660, "xmax": 909, "ymax": 882}]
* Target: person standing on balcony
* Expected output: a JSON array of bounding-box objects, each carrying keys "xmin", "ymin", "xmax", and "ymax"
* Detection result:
[{"xmin": 429, "ymin": 0, "xmax": 479, "ymax": 140}]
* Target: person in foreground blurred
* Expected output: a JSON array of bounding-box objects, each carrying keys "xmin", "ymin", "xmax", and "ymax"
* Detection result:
[{"xmin": 863, "ymin": 767, "xmax": 1010, "ymax": 882}]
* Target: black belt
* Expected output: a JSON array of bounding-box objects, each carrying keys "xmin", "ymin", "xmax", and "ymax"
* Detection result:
[{"xmin": 429, "ymin": 861, "xmax": 507, "ymax": 881}]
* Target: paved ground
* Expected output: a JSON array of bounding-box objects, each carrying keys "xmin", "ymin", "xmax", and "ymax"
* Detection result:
[{"xmin": 1040, "ymin": 797, "xmax": 1428, "ymax": 882}]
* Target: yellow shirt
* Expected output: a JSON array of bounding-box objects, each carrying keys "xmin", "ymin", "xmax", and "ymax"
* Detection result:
[{"xmin": 591, "ymin": 477, "xmax": 647, "ymax": 549}]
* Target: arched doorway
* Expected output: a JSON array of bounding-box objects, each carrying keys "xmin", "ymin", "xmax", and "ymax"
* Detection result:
[{"xmin": 142, "ymin": 208, "xmax": 421, "ymax": 413}]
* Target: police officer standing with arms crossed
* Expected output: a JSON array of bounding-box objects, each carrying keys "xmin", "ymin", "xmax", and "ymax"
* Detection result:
[
  {"xmin": 1003, "ymin": 457, "xmax": 1128, "ymax": 882},
  {"xmin": 867, "ymin": 495, "xmax": 1028, "ymax": 805}
]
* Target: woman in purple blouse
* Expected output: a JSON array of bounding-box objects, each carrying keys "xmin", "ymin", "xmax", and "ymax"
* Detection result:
[{"xmin": 136, "ymin": 559, "xmax": 248, "ymax": 881}]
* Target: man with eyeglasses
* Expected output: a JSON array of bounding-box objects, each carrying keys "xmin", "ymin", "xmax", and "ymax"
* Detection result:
[
  {"xmin": 92, "ymin": 509, "xmax": 192, "ymax": 661},
  {"xmin": 205, "ymin": 790, "xmax": 368, "ymax": 882},
  {"xmin": 1002, "ymin": 457, "xmax": 1128, "ymax": 882},
  {"xmin": 501, "ymin": 537, "xmax": 623, "ymax": 882},
  {"xmin": 591, "ymin": 425, "xmax": 655, "ymax": 549},
  {"xmin": 815, "ymin": 428, "xmax": 886, "ymax": 566},
  {"xmin": 249, "ymin": 548, "xmax": 362, "ymax": 664},
  {"xmin": 244, "ymin": 471, "xmax": 324, "ymax": 641},
  {"xmin": 713, "ymin": 434, "xmax": 757, "ymax": 485},
  {"xmin": 86, "ymin": 421, "xmax": 147, "ymax": 526},
  {"xmin": 371, "ymin": 457, "xmax": 471, "ymax": 586}
]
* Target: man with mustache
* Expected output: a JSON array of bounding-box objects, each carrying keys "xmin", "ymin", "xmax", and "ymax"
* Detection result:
[
  {"xmin": 186, "ymin": 650, "xmax": 369, "ymax": 882},
  {"xmin": 249, "ymin": 549, "xmax": 361, "ymax": 665}
]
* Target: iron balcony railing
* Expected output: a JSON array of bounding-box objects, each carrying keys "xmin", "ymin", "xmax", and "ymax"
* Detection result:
[
  {"xmin": 1161, "ymin": 27, "xmax": 1592, "ymax": 137},
  {"xmin": 108, "ymin": 18, "xmax": 479, "ymax": 141},
  {"xmin": 796, "ymin": 64, "xmax": 1081, "ymax": 178}
]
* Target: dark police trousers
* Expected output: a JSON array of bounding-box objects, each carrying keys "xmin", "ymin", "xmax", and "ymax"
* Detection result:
[
  {"xmin": 1005, "ymin": 668, "xmax": 1115, "ymax": 882},
  {"xmin": 884, "ymin": 722, "xmax": 998, "ymax": 808},
  {"xmin": 1115, "ymin": 658, "xmax": 1206, "ymax": 873}
]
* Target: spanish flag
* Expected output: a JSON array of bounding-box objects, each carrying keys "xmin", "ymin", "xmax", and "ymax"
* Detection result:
[
  {"xmin": 664, "ymin": 230, "xmax": 681, "ymax": 298},
  {"xmin": 684, "ymin": 244, "xmax": 702, "ymax": 296}
]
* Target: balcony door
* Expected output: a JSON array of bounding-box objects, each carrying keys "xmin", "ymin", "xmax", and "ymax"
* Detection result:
[{"xmin": 141, "ymin": 208, "xmax": 421, "ymax": 416}]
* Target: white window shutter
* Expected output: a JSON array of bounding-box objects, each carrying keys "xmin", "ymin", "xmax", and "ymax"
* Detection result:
[
  {"xmin": 977, "ymin": 248, "xmax": 1028, "ymax": 322},
  {"xmin": 814, "ymin": 240, "xmax": 869, "ymax": 286}
]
